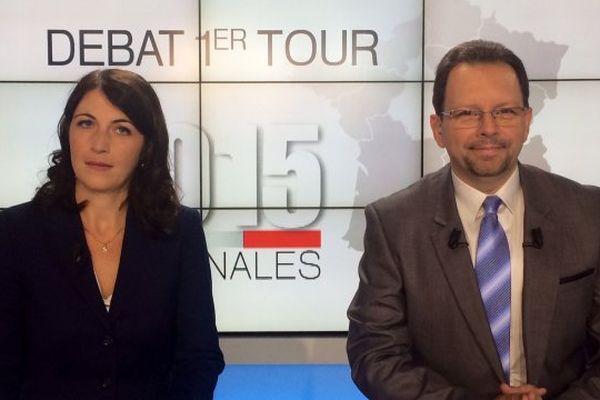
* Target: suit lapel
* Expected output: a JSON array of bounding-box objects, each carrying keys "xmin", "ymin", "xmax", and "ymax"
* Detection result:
[
  {"xmin": 430, "ymin": 167, "xmax": 505, "ymax": 381},
  {"xmin": 108, "ymin": 210, "xmax": 151, "ymax": 319},
  {"xmin": 519, "ymin": 166, "xmax": 561, "ymax": 384},
  {"xmin": 41, "ymin": 204, "xmax": 111, "ymax": 331}
]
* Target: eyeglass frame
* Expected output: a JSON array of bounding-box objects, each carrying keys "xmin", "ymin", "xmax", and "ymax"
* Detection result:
[{"xmin": 437, "ymin": 106, "xmax": 529, "ymax": 128}]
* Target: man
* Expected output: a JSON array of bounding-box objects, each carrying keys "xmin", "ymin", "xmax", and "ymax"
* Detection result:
[{"xmin": 347, "ymin": 40, "xmax": 600, "ymax": 399}]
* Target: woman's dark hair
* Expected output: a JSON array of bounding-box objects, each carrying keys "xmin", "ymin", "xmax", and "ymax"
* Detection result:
[
  {"xmin": 432, "ymin": 39, "xmax": 529, "ymax": 114},
  {"xmin": 33, "ymin": 69, "xmax": 180, "ymax": 235}
]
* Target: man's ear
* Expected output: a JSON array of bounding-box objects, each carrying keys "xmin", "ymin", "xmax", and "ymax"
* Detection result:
[
  {"xmin": 430, "ymin": 114, "xmax": 445, "ymax": 148},
  {"xmin": 522, "ymin": 106, "xmax": 533, "ymax": 143}
]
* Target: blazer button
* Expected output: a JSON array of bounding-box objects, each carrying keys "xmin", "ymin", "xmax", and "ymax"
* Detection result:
[
  {"xmin": 99, "ymin": 377, "xmax": 112, "ymax": 389},
  {"xmin": 102, "ymin": 336, "xmax": 114, "ymax": 347}
]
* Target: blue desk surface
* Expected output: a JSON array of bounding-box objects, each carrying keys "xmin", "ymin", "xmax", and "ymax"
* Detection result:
[{"xmin": 214, "ymin": 364, "xmax": 367, "ymax": 399}]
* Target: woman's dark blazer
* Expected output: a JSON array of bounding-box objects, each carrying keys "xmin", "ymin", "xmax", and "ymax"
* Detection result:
[{"xmin": 0, "ymin": 201, "xmax": 224, "ymax": 400}]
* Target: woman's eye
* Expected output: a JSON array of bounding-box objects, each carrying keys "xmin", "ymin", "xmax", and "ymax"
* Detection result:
[
  {"xmin": 76, "ymin": 119, "xmax": 93, "ymax": 128},
  {"xmin": 115, "ymin": 126, "xmax": 132, "ymax": 135}
]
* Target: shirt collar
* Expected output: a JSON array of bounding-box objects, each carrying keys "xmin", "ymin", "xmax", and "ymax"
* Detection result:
[{"xmin": 452, "ymin": 167, "xmax": 520, "ymax": 221}]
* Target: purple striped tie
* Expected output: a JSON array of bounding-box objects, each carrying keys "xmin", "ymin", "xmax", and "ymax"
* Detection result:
[{"xmin": 475, "ymin": 196, "xmax": 511, "ymax": 382}]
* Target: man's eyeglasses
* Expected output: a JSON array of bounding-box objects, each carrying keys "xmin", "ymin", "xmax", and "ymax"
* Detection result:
[{"xmin": 438, "ymin": 106, "xmax": 528, "ymax": 128}]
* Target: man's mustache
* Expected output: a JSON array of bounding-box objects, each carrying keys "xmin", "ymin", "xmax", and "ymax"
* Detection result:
[{"xmin": 467, "ymin": 138, "xmax": 509, "ymax": 149}]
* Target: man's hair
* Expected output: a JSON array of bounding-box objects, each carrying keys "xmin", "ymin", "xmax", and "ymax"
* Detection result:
[
  {"xmin": 34, "ymin": 69, "xmax": 180, "ymax": 235},
  {"xmin": 432, "ymin": 39, "xmax": 529, "ymax": 114}
]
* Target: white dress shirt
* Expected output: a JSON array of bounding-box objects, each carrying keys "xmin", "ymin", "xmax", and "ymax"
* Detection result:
[{"xmin": 452, "ymin": 168, "xmax": 526, "ymax": 386}]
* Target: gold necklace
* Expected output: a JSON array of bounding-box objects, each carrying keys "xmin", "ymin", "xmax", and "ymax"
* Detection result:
[{"xmin": 84, "ymin": 227, "xmax": 124, "ymax": 253}]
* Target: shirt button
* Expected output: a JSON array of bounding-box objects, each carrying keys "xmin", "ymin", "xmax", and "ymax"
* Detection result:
[
  {"xmin": 99, "ymin": 377, "xmax": 112, "ymax": 389},
  {"xmin": 102, "ymin": 336, "xmax": 113, "ymax": 347}
]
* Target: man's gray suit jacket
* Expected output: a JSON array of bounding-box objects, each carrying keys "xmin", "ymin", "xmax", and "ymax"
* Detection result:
[{"xmin": 347, "ymin": 164, "xmax": 600, "ymax": 399}]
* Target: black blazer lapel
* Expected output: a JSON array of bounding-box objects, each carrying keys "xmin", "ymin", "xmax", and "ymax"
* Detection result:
[
  {"xmin": 430, "ymin": 167, "xmax": 505, "ymax": 381},
  {"xmin": 108, "ymin": 210, "xmax": 142, "ymax": 318},
  {"xmin": 108, "ymin": 210, "xmax": 164, "ymax": 320},
  {"xmin": 41, "ymin": 205, "xmax": 111, "ymax": 331}
]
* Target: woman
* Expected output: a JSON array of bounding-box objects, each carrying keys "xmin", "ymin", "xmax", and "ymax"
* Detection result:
[{"xmin": 0, "ymin": 69, "xmax": 224, "ymax": 399}]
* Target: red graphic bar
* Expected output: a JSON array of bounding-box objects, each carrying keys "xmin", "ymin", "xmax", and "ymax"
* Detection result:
[{"xmin": 243, "ymin": 230, "xmax": 321, "ymax": 248}]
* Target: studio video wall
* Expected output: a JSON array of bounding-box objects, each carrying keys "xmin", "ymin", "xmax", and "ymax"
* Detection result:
[{"xmin": 1, "ymin": 0, "xmax": 599, "ymax": 332}]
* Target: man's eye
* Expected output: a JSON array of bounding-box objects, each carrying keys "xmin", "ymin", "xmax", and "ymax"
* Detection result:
[
  {"xmin": 497, "ymin": 107, "xmax": 518, "ymax": 116},
  {"xmin": 453, "ymin": 109, "xmax": 476, "ymax": 118}
]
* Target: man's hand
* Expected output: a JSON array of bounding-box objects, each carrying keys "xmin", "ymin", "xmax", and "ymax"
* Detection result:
[{"xmin": 494, "ymin": 383, "xmax": 547, "ymax": 400}]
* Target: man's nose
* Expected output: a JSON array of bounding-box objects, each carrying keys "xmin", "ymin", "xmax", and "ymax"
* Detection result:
[{"xmin": 479, "ymin": 111, "xmax": 498, "ymax": 135}]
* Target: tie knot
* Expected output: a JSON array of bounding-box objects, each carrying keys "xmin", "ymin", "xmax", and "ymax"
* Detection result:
[{"xmin": 482, "ymin": 196, "xmax": 502, "ymax": 215}]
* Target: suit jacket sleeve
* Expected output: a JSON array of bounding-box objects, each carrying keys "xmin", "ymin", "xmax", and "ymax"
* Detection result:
[
  {"xmin": 554, "ymin": 266, "xmax": 600, "ymax": 400},
  {"xmin": 347, "ymin": 204, "xmax": 482, "ymax": 400},
  {"xmin": 168, "ymin": 208, "xmax": 224, "ymax": 400},
  {"xmin": 0, "ymin": 211, "xmax": 23, "ymax": 399},
  {"xmin": 545, "ymin": 185, "xmax": 600, "ymax": 399}
]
